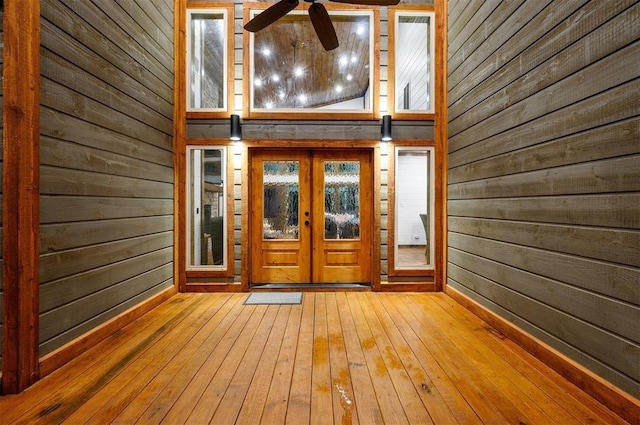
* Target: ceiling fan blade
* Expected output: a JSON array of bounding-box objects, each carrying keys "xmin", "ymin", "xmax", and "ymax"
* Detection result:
[
  {"xmin": 244, "ymin": 0, "xmax": 300, "ymax": 32},
  {"xmin": 330, "ymin": 0, "xmax": 400, "ymax": 5},
  {"xmin": 309, "ymin": 3, "xmax": 339, "ymax": 51}
]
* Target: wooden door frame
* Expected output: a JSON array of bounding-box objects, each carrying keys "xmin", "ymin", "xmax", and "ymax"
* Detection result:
[{"xmin": 242, "ymin": 142, "xmax": 381, "ymax": 290}]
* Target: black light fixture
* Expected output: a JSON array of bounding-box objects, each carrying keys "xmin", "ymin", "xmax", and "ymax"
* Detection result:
[
  {"xmin": 230, "ymin": 114, "xmax": 242, "ymax": 141},
  {"xmin": 381, "ymin": 115, "xmax": 392, "ymax": 141}
]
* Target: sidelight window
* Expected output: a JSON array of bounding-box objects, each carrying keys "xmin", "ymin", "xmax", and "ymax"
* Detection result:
[
  {"xmin": 187, "ymin": 147, "xmax": 228, "ymax": 270},
  {"xmin": 393, "ymin": 147, "xmax": 434, "ymax": 270}
]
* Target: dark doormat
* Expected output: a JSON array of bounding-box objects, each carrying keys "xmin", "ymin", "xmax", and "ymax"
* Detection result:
[{"xmin": 244, "ymin": 292, "xmax": 303, "ymax": 305}]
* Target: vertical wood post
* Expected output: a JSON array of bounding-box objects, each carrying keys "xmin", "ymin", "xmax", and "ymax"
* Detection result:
[
  {"xmin": 435, "ymin": 0, "xmax": 448, "ymax": 291},
  {"xmin": 174, "ymin": 0, "xmax": 186, "ymax": 291},
  {"xmin": 2, "ymin": 0, "xmax": 41, "ymax": 394}
]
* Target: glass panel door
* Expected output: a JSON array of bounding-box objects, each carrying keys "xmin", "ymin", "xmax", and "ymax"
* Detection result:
[{"xmin": 251, "ymin": 150, "xmax": 372, "ymax": 285}]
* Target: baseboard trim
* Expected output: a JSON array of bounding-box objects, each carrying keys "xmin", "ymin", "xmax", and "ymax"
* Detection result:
[
  {"xmin": 39, "ymin": 285, "xmax": 178, "ymax": 379},
  {"xmin": 445, "ymin": 285, "xmax": 639, "ymax": 424}
]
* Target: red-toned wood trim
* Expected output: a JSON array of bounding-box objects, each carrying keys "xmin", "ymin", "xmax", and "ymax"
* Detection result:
[
  {"xmin": 378, "ymin": 282, "xmax": 436, "ymax": 292},
  {"xmin": 371, "ymin": 144, "xmax": 382, "ymax": 291},
  {"xmin": 435, "ymin": 0, "xmax": 447, "ymax": 291},
  {"xmin": 240, "ymin": 142, "xmax": 251, "ymax": 289},
  {"xmin": 446, "ymin": 286, "xmax": 640, "ymax": 424},
  {"xmin": 183, "ymin": 283, "xmax": 244, "ymax": 292},
  {"xmin": 182, "ymin": 139, "xmax": 236, "ymax": 283},
  {"xmin": 2, "ymin": 0, "xmax": 41, "ymax": 395},
  {"xmin": 386, "ymin": 140, "xmax": 438, "ymax": 281},
  {"xmin": 175, "ymin": 0, "xmax": 187, "ymax": 292},
  {"xmin": 244, "ymin": 144, "xmax": 378, "ymax": 290},
  {"xmin": 39, "ymin": 286, "xmax": 177, "ymax": 378}
]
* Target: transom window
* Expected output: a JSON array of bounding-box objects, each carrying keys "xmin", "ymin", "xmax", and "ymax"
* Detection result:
[{"xmin": 245, "ymin": 6, "xmax": 377, "ymax": 119}]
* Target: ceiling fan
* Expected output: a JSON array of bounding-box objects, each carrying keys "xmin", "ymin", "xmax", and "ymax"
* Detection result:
[{"xmin": 244, "ymin": 0, "xmax": 401, "ymax": 51}]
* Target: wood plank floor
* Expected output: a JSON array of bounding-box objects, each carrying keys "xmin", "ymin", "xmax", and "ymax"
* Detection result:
[{"xmin": 0, "ymin": 292, "xmax": 630, "ymax": 424}]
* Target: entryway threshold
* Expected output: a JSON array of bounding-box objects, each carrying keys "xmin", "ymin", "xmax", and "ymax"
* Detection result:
[{"xmin": 250, "ymin": 283, "xmax": 371, "ymax": 291}]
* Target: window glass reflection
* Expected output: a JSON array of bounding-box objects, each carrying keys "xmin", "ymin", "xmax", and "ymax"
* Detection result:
[
  {"xmin": 395, "ymin": 149, "xmax": 432, "ymax": 268},
  {"xmin": 189, "ymin": 148, "xmax": 226, "ymax": 268},
  {"xmin": 263, "ymin": 161, "xmax": 300, "ymax": 240},
  {"xmin": 324, "ymin": 161, "xmax": 360, "ymax": 240},
  {"xmin": 188, "ymin": 11, "xmax": 226, "ymax": 110},
  {"xmin": 250, "ymin": 11, "xmax": 373, "ymax": 112},
  {"xmin": 395, "ymin": 12, "xmax": 434, "ymax": 113}
]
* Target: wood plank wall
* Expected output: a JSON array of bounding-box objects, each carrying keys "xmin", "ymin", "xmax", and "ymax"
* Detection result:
[
  {"xmin": 186, "ymin": 0, "xmax": 435, "ymax": 284},
  {"xmin": 446, "ymin": 0, "xmax": 640, "ymax": 397},
  {"xmin": 38, "ymin": 0, "xmax": 175, "ymax": 358}
]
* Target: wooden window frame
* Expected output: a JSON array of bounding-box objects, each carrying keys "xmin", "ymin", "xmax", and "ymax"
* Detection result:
[
  {"xmin": 242, "ymin": 3, "xmax": 380, "ymax": 120},
  {"xmin": 181, "ymin": 140, "xmax": 235, "ymax": 283},
  {"xmin": 387, "ymin": 140, "xmax": 441, "ymax": 280},
  {"xmin": 184, "ymin": 2, "xmax": 235, "ymax": 119},
  {"xmin": 387, "ymin": 5, "xmax": 436, "ymax": 120},
  {"xmin": 185, "ymin": 145, "xmax": 234, "ymax": 277}
]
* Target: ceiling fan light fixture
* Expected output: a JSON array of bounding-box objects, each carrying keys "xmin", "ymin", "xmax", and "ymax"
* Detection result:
[{"xmin": 244, "ymin": 0, "xmax": 400, "ymax": 50}]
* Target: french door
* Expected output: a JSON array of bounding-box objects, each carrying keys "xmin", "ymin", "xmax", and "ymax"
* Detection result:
[{"xmin": 250, "ymin": 149, "xmax": 372, "ymax": 285}]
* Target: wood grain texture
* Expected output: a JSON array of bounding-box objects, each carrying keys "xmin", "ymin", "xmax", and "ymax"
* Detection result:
[
  {"xmin": 0, "ymin": 292, "xmax": 632, "ymax": 424},
  {"xmin": 1, "ymin": 0, "xmax": 41, "ymax": 394},
  {"xmin": 447, "ymin": 0, "xmax": 640, "ymax": 402},
  {"xmin": 37, "ymin": 0, "xmax": 175, "ymax": 363}
]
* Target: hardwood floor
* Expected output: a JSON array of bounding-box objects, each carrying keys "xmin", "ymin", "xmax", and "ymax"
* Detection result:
[{"xmin": 0, "ymin": 292, "xmax": 630, "ymax": 424}]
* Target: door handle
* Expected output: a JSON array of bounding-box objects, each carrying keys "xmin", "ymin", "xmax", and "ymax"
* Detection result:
[
  {"xmin": 304, "ymin": 211, "xmax": 310, "ymax": 216},
  {"xmin": 305, "ymin": 220, "xmax": 310, "ymax": 226}
]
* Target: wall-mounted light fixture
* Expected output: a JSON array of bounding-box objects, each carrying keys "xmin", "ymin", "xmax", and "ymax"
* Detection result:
[
  {"xmin": 230, "ymin": 114, "xmax": 242, "ymax": 141},
  {"xmin": 381, "ymin": 115, "xmax": 392, "ymax": 141}
]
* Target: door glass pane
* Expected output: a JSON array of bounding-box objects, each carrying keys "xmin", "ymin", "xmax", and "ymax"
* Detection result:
[
  {"xmin": 263, "ymin": 161, "xmax": 299, "ymax": 239},
  {"xmin": 188, "ymin": 148, "xmax": 226, "ymax": 268},
  {"xmin": 395, "ymin": 148, "xmax": 433, "ymax": 268},
  {"xmin": 324, "ymin": 161, "xmax": 360, "ymax": 239}
]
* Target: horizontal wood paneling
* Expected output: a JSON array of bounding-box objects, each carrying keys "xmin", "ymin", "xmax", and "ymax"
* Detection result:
[
  {"xmin": 449, "ymin": 0, "xmax": 548, "ymax": 84},
  {"xmin": 447, "ymin": 231, "xmax": 639, "ymax": 304},
  {"xmin": 448, "ymin": 217, "xmax": 640, "ymax": 269},
  {"xmin": 38, "ymin": 0, "xmax": 175, "ymax": 358},
  {"xmin": 448, "ymin": 79, "xmax": 640, "ymax": 167},
  {"xmin": 41, "ymin": 2, "xmax": 173, "ymax": 117},
  {"xmin": 449, "ymin": 155, "xmax": 640, "ymax": 198},
  {"xmin": 188, "ymin": 120, "xmax": 435, "ymax": 140},
  {"xmin": 448, "ymin": 118, "xmax": 640, "ymax": 184},
  {"xmin": 449, "ymin": 1, "xmax": 638, "ymax": 133},
  {"xmin": 447, "ymin": 0, "xmax": 640, "ymax": 398},
  {"xmin": 448, "ymin": 194, "xmax": 640, "ymax": 228}
]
